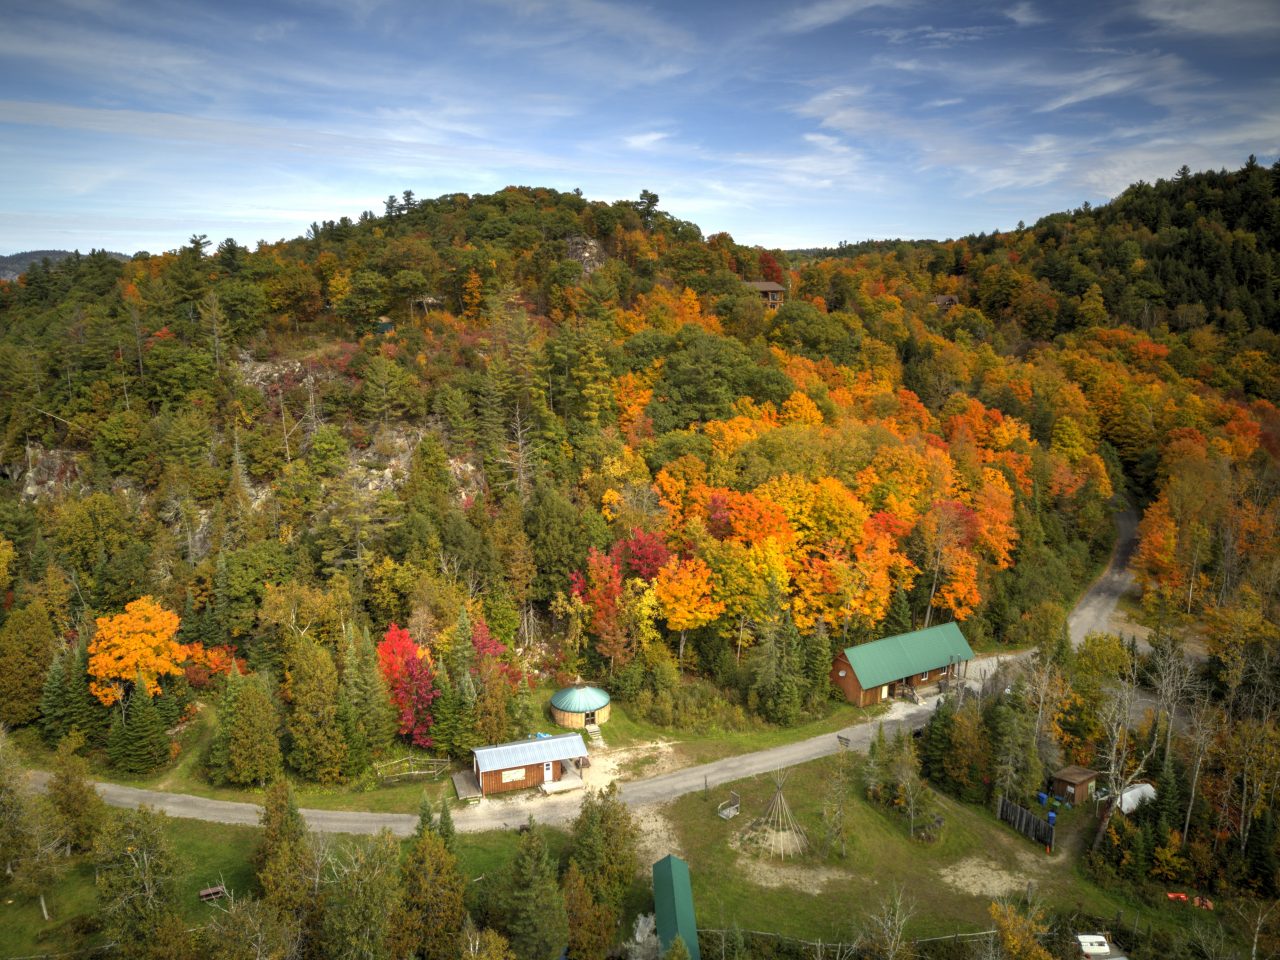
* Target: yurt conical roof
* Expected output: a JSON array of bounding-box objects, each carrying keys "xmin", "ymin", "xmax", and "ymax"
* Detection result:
[{"xmin": 550, "ymin": 683, "xmax": 610, "ymax": 713}]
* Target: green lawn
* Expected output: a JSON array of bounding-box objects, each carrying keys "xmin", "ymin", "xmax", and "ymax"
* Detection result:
[
  {"xmin": 541, "ymin": 688, "xmax": 886, "ymax": 768},
  {"xmin": 660, "ymin": 753, "xmax": 1204, "ymax": 944},
  {"xmin": 1, "ymin": 811, "xmax": 565, "ymax": 958},
  {"xmin": 1, "ymin": 817, "xmax": 262, "ymax": 958},
  {"xmin": 11, "ymin": 707, "xmax": 455, "ymax": 814}
]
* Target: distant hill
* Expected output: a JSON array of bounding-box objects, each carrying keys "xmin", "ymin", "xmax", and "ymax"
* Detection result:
[{"xmin": 0, "ymin": 249, "xmax": 129, "ymax": 281}]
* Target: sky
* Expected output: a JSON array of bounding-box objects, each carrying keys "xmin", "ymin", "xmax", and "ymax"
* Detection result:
[{"xmin": 1, "ymin": 0, "xmax": 1278, "ymax": 254}]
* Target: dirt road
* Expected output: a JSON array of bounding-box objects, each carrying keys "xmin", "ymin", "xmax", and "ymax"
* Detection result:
[
  {"xmin": 24, "ymin": 509, "xmax": 1138, "ymax": 837},
  {"xmin": 1067, "ymin": 506, "xmax": 1140, "ymax": 648}
]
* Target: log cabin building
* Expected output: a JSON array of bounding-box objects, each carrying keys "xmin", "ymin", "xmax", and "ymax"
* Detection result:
[
  {"xmin": 471, "ymin": 733, "xmax": 588, "ymax": 797},
  {"xmin": 829, "ymin": 622, "xmax": 974, "ymax": 707},
  {"xmin": 744, "ymin": 280, "xmax": 785, "ymax": 310}
]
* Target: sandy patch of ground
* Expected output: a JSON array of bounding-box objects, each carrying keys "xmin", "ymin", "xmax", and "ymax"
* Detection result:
[
  {"xmin": 726, "ymin": 826, "xmax": 848, "ymax": 892},
  {"xmin": 634, "ymin": 807, "xmax": 683, "ymax": 865},
  {"xmin": 936, "ymin": 857, "xmax": 1035, "ymax": 899},
  {"xmin": 589, "ymin": 740, "xmax": 681, "ymax": 785}
]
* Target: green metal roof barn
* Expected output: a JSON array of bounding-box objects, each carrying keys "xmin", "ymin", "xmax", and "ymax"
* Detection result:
[{"xmin": 652, "ymin": 854, "xmax": 700, "ymax": 960}]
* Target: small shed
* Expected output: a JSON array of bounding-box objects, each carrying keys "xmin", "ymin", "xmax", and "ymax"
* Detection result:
[
  {"xmin": 471, "ymin": 733, "xmax": 588, "ymax": 797},
  {"xmin": 1051, "ymin": 765, "xmax": 1099, "ymax": 804},
  {"xmin": 829, "ymin": 623, "xmax": 974, "ymax": 707},
  {"xmin": 550, "ymin": 683, "xmax": 611, "ymax": 728},
  {"xmin": 653, "ymin": 854, "xmax": 701, "ymax": 960}
]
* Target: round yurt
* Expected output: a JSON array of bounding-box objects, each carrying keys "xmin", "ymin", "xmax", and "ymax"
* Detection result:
[{"xmin": 549, "ymin": 683, "xmax": 611, "ymax": 728}]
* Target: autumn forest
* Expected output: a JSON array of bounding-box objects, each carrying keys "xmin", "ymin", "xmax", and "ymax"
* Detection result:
[{"xmin": 1, "ymin": 159, "xmax": 1279, "ymax": 959}]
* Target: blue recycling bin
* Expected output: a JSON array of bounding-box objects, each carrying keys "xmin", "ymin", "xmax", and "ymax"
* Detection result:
[
  {"xmin": 1037, "ymin": 792, "xmax": 1047, "ymax": 806},
  {"xmin": 1048, "ymin": 810, "xmax": 1057, "ymax": 826}
]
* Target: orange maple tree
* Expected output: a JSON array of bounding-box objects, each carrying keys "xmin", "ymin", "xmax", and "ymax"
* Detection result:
[
  {"xmin": 653, "ymin": 555, "xmax": 725, "ymax": 663},
  {"xmin": 88, "ymin": 596, "xmax": 190, "ymax": 707}
]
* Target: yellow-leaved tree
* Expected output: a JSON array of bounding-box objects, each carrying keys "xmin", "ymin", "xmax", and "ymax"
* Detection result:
[
  {"xmin": 653, "ymin": 556, "xmax": 724, "ymax": 665},
  {"xmin": 88, "ymin": 596, "xmax": 187, "ymax": 708}
]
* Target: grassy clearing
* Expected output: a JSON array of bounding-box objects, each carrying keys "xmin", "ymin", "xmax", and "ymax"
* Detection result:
[
  {"xmin": 660, "ymin": 753, "xmax": 1201, "ymax": 943},
  {"xmin": 11, "ymin": 707, "xmax": 454, "ymax": 814},
  {"xmin": 542, "ymin": 690, "xmax": 884, "ymax": 767},
  {"xmin": 1, "ymin": 810, "xmax": 564, "ymax": 959},
  {"xmin": 1, "ymin": 817, "xmax": 261, "ymax": 958}
]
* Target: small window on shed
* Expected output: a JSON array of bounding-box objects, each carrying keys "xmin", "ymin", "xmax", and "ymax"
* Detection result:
[
  {"xmin": 837, "ymin": 669, "xmax": 846, "ymax": 677},
  {"xmin": 920, "ymin": 672, "xmax": 928, "ymax": 680}
]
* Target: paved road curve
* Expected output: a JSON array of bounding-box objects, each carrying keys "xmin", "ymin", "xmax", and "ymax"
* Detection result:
[{"xmin": 24, "ymin": 506, "xmax": 1139, "ymax": 836}]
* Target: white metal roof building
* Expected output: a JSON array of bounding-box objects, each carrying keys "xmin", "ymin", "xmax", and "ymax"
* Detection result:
[{"xmin": 472, "ymin": 733, "xmax": 588, "ymax": 774}]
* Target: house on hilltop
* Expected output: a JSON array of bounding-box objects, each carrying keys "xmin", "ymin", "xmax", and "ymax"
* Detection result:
[
  {"xmin": 829, "ymin": 622, "xmax": 974, "ymax": 706},
  {"xmin": 744, "ymin": 279, "xmax": 785, "ymax": 310}
]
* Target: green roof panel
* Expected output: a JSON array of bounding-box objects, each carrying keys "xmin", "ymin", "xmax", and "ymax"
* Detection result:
[
  {"xmin": 843, "ymin": 622, "xmax": 974, "ymax": 690},
  {"xmin": 652, "ymin": 854, "xmax": 701, "ymax": 960},
  {"xmin": 549, "ymin": 685, "xmax": 611, "ymax": 713}
]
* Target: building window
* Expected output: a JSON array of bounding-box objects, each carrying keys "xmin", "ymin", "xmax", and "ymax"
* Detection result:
[
  {"xmin": 837, "ymin": 669, "xmax": 847, "ymax": 677},
  {"xmin": 920, "ymin": 672, "xmax": 928, "ymax": 680}
]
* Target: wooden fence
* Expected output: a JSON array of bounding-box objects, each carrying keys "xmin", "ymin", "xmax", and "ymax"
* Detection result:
[
  {"xmin": 998, "ymin": 796, "xmax": 1055, "ymax": 851},
  {"xmin": 374, "ymin": 756, "xmax": 449, "ymax": 784}
]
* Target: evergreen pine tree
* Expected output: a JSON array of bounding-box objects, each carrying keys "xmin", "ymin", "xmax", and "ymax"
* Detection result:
[
  {"xmin": 436, "ymin": 797, "xmax": 456, "ymax": 853},
  {"xmin": 883, "ymin": 584, "xmax": 913, "ymax": 637},
  {"xmin": 413, "ymin": 792, "xmax": 435, "ymax": 840},
  {"xmin": 255, "ymin": 779, "xmax": 307, "ymax": 874},
  {"xmin": 355, "ymin": 629, "xmax": 397, "ymax": 752},
  {"xmin": 803, "ymin": 622, "xmax": 833, "ymax": 711},
  {"xmin": 0, "ymin": 599, "xmax": 58, "ymax": 727},
  {"xmin": 397, "ymin": 829, "xmax": 466, "ymax": 960},
  {"xmin": 568, "ymin": 782, "xmax": 639, "ymax": 911},
  {"xmin": 109, "ymin": 678, "xmax": 169, "ymax": 775},
  {"xmin": 226, "ymin": 675, "xmax": 283, "ymax": 787},
  {"xmin": 337, "ymin": 676, "xmax": 370, "ymax": 780},
  {"xmin": 663, "ymin": 936, "xmax": 692, "ymax": 960},
  {"xmin": 1245, "ymin": 811, "xmax": 1278, "ymax": 897},
  {"xmin": 284, "ymin": 638, "xmax": 346, "ymax": 783},
  {"xmin": 562, "ymin": 860, "xmax": 616, "ymax": 960},
  {"xmin": 48, "ymin": 730, "xmax": 106, "ymax": 852},
  {"xmin": 67, "ymin": 642, "xmax": 110, "ymax": 748},
  {"xmin": 39, "ymin": 649, "xmax": 70, "ymax": 745},
  {"xmin": 206, "ymin": 663, "xmax": 243, "ymax": 783},
  {"xmin": 494, "ymin": 818, "xmax": 568, "ymax": 960}
]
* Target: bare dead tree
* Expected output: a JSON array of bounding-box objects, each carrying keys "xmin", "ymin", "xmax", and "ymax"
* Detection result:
[
  {"xmin": 1149, "ymin": 633, "xmax": 1200, "ymax": 759},
  {"xmin": 1231, "ymin": 898, "xmax": 1279, "ymax": 960},
  {"xmin": 1182, "ymin": 695, "xmax": 1222, "ymax": 847},
  {"xmin": 862, "ymin": 885, "xmax": 915, "ymax": 960},
  {"xmin": 1092, "ymin": 666, "xmax": 1163, "ymax": 852}
]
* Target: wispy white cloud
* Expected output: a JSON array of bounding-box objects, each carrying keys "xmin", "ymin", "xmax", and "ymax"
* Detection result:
[
  {"xmin": 624, "ymin": 131, "xmax": 671, "ymax": 149},
  {"xmin": 782, "ymin": 0, "xmax": 895, "ymax": 34},
  {"xmin": 1005, "ymin": 2, "xmax": 1045, "ymax": 26},
  {"xmin": 1134, "ymin": 0, "xmax": 1280, "ymax": 37}
]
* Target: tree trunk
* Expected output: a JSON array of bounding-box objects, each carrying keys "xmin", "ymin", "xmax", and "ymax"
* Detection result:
[
  {"xmin": 1092, "ymin": 801, "xmax": 1118, "ymax": 853},
  {"xmin": 1182, "ymin": 753, "xmax": 1203, "ymax": 847}
]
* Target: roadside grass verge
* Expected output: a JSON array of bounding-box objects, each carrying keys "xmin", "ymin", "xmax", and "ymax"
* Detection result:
[{"xmin": 659, "ymin": 752, "xmax": 1202, "ymax": 944}]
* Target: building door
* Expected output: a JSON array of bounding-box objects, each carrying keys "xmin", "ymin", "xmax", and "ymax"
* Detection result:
[
  {"xmin": 881, "ymin": 685, "xmax": 889, "ymax": 700},
  {"xmin": 584, "ymin": 710, "xmax": 596, "ymax": 725},
  {"xmin": 543, "ymin": 761, "xmax": 553, "ymax": 782}
]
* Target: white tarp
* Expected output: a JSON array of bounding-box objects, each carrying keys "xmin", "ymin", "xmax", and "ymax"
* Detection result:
[{"xmin": 1119, "ymin": 782, "xmax": 1156, "ymax": 814}]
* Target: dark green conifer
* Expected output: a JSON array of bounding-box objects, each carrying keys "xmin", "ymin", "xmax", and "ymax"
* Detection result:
[
  {"xmin": 108, "ymin": 678, "xmax": 169, "ymax": 775},
  {"xmin": 492, "ymin": 818, "xmax": 568, "ymax": 960},
  {"xmin": 0, "ymin": 599, "xmax": 58, "ymax": 727},
  {"xmin": 39, "ymin": 649, "xmax": 70, "ymax": 745},
  {"xmin": 436, "ymin": 797, "xmax": 455, "ymax": 853}
]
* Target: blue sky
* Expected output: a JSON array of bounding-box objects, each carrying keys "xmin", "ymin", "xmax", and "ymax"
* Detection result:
[{"xmin": 1, "ymin": 0, "xmax": 1278, "ymax": 254}]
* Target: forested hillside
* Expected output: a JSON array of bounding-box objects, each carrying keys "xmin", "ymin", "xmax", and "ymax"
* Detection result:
[{"xmin": 0, "ymin": 162, "xmax": 1275, "ymax": 782}]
